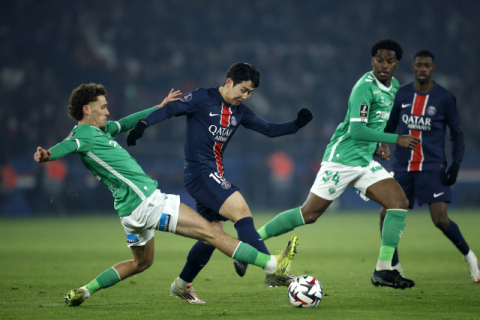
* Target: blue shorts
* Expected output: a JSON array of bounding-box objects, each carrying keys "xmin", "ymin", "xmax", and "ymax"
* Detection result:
[
  {"xmin": 393, "ymin": 171, "xmax": 451, "ymax": 209},
  {"xmin": 184, "ymin": 171, "xmax": 239, "ymax": 222}
]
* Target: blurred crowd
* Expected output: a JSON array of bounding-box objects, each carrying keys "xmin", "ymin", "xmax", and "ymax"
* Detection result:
[{"xmin": 1, "ymin": 0, "xmax": 480, "ymax": 213}]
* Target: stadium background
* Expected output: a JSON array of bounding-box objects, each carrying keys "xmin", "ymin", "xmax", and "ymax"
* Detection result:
[{"xmin": 1, "ymin": 0, "xmax": 480, "ymax": 216}]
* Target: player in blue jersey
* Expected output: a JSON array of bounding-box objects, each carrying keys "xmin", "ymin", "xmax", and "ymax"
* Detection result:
[
  {"xmin": 378, "ymin": 50, "xmax": 479, "ymax": 283},
  {"xmin": 34, "ymin": 83, "xmax": 302, "ymax": 307},
  {"xmin": 127, "ymin": 62, "xmax": 312, "ymax": 303}
]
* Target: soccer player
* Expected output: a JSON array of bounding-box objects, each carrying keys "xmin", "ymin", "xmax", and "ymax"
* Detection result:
[
  {"xmin": 378, "ymin": 50, "xmax": 479, "ymax": 283},
  {"xmin": 127, "ymin": 62, "xmax": 312, "ymax": 303},
  {"xmin": 256, "ymin": 39, "xmax": 420, "ymax": 289},
  {"xmin": 33, "ymin": 83, "xmax": 299, "ymax": 307}
]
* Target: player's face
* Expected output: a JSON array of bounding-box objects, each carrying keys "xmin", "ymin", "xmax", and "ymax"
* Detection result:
[
  {"xmin": 411, "ymin": 56, "xmax": 436, "ymax": 85},
  {"xmin": 85, "ymin": 95, "xmax": 109, "ymax": 129},
  {"xmin": 371, "ymin": 49, "xmax": 399, "ymax": 86},
  {"xmin": 224, "ymin": 79, "xmax": 255, "ymax": 106}
]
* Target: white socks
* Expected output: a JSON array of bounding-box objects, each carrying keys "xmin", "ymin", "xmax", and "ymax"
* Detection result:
[
  {"xmin": 80, "ymin": 286, "xmax": 90, "ymax": 299},
  {"xmin": 176, "ymin": 277, "xmax": 191, "ymax": 288},
  {"xmin": 264, "ymin": 255, "xmax": 277, "ymax": 274},
  {"xmin": 375, "ymin": 260, "xmax": 392, "ymax": 271}
]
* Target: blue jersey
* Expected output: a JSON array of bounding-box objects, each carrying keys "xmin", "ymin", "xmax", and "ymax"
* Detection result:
[
  {"xmin": 385, "ymin": 82, "xmax": 464, "ymax": 172},
  {"xmin": 142, "ymin": 87, "xmax": 299, "ymax": 177}
]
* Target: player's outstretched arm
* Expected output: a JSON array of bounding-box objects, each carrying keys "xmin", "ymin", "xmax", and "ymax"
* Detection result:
[
  {"xmin": 396, "ymin": 135, "xmax": 420, "ymax": 150},
  {"xmin": 115, "ymin": 89, "xmax": 183, "ymax": 137},
  {"xmin": 34, "ymin": 147, "xmax": 51, "ymax": 163},
  {"xmin": 127, "ymin": 89, "xmax": 186, "ymax": 146},
  {"xmin": 158, "ymin": 88, "xmax": 182, "ymax": 108},
  {"xmin": 294, "ymin": 108, "xmax": 313, "ymax": 128}
]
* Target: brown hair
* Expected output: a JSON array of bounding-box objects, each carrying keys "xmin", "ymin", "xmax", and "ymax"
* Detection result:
[{"xmin": 68, "ymin": 83, "xmax": 107, "ymax": 121}]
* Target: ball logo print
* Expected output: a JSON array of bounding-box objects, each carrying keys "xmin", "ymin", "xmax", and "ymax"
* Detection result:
[{"xmin": 288, "ymin": 275, "xmax": 323, "ymax": 308}]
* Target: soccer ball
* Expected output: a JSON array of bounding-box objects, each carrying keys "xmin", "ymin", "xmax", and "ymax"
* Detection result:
[{"xmin": 288, "ymin": 275, "xmax": 323, "ymax": 308}]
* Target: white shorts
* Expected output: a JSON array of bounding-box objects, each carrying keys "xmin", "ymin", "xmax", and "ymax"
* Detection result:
[
  {"xmin": 120, "ymin": 190, "xmax": 180, "ymax": 247},
  {"xmin": 310, "ymin": 160, "xmax": 392, "ymax": 201}
]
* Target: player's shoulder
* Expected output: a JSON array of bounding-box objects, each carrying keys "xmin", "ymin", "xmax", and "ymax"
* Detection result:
[
  {"xmin": 352, "ymin": 72, "xmax": 380, "ymax": 92},
  {"xmin": 396, "ymin": 82, "xmax": 415, "ymax": 95},
  {"xmin": 178, "ymin": 87, "xmax": 210, "ymax": 104},
  {"xmin": 64, "ymin": 124, "xmax": 94, "ymax": 141},
  {"xmin": 433, "ymin": 82, "xmax": 455, "ymax": 98}
]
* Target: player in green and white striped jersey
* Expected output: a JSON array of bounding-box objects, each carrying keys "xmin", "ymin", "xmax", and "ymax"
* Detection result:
[
  {"xmin": 34, "ymin": 83, "xmax": 298, "ymax": 306},
  {"xmin": 257, "ymin": 39, "xmax": 421, "ymax": 289}
]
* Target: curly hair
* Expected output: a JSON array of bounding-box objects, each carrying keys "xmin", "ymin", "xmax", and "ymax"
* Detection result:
[
  {"xmin": 68, "ymin": 83, "xmax": 107, "ymax": 121},
  {"xmin": 225, "ymin": 62, "xmax": 260, "ymax": 88},
  {"xmin": 371, "ymin": 39, "xmax": 403, "ymax": 61}
]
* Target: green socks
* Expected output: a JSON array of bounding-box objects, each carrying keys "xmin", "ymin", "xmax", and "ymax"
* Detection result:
[
  {"xmin": 232, "ymin": 242, "xmax": 271, "ymax": 269},
  {"xmin": 378, "ymin": 209, "xmax": 407, "ymax": 262},
  {"xmin": 257, "ymin": 207, "xmax": 305, "ymax": 241},
  {"xmin": 86, "ymin": 267, "xmax": 121, "ymax": 295}
]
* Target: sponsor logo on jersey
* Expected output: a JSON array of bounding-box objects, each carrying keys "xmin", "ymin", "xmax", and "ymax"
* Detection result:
[
  {"xmin": 370, "ymin": 165, "xmax": 383, "ymax": 173},
  {"xmin": 376, "ymin": 111, "xmax": 390, "ymax": 119},
  {"xmin": 221, "ymin": 180, "xmax": 232, "ymax": 189},
  {"xmin": 158, "ymin": 213, "xmax": 171, "ymax": 232},
  {"xmin": 65, "ymin": 131, "xmax": 76, "ymax": 140},
  {"xmin": 427, "ymin": 106, "xmax": 436, "ymax": 116},
  {"xmin": 230, "ymin": 116, "xmax": 237, "ymax": 126},
  {"xmin": 209, "ymin": 125, "xmax": 233, "ymax": 142},
  {"xmin": 126, "ymin": 233, "xmax": 139, "ymax": 244},
  {"xmin": 402, "ymin": 103, "xmax": 411, "ymax": 108},
  {"xmin": 180, "ymin": 93, "xmax": 192, "ymax": 102},
  {"xmin": 359, "ymin": 104, "xmax": 369, "ymax": 117},
  {"xmin": 402, "ymin": 114, "xmax": 432, "ymax": 131}
]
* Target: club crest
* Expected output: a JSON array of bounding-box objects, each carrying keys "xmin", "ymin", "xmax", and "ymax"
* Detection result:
[{"xmin": 180, "ymin": 93, "xmax": 192, "ymax": 102}]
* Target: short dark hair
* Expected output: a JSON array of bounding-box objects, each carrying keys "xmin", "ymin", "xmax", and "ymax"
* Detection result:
[
  {"xmin": 68, "ymin": 83, "xmax": 107, "ymax": 121},
  {"xmin": 225, "ymin": 62, "xmax": 260, "ymax": 88},
  {"xmin": 414, "ymin": 50, "xmax": 435, "ymax": 62},
  {"xmin": 371, "ymin": 39, "xmax": 403, "ymax": 61}
]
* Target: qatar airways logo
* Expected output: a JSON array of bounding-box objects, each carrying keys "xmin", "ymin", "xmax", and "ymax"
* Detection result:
[
  {"xmin": 209, "ymin": 125, "xmax": 233, "ymax": 142},
  {"xmin": 402, "ymin": 114, "xmax": 432, "ymax": 131}
]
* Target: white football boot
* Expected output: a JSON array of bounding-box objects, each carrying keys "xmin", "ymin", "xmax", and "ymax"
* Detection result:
[
  {"xmin": 463, "ymin": 250, "xmax": 480, "ymax": 283},
  {"xmin": 170, "ymin": 280, "xmax": 206, "ymax": 304}
]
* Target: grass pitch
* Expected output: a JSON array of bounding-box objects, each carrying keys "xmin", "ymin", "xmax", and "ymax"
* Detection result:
[{"xmin": 1, "ymin": 210, "xmax": 479, "ymax": 319}]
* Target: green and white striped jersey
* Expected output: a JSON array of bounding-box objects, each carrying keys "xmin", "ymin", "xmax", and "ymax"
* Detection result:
[
  {"xmin": 322, "ymin": 72, "xmax": 399, "ymax": 167},
  {"xmin": 49, "ymin": 107, "xmax": 157, "ymax": 216}
]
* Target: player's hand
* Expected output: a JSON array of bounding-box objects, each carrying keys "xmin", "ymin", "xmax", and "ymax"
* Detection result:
[
  {"xmin": 294, "ymin": 108, "xmax": 313, "ymax": 128},
  {"xmin": 396, "ymin": 135, "xmax": 420, "ymax": 150},
  {"xmin": 376, "ymin": 143, "xmax": 391, "ymax": 160},
  {"xmin": 157, "ymin": 88, "xmax": 183, "ymax": 108},
  {"xmin": 34, "ymin": 147, "xmax": 51, "ymax": 163},
  {"xmin": 444, "ymin": 163, "xmax": 460, "ymax": 186},
  {"xmin": 127, "ymin": 121, "xmax": 147, "ymax": 146}
]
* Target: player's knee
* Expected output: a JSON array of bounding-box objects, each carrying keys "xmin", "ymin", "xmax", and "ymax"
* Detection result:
[
  {"xmin": 200, "ymin": 222, "xmax": 221, "ymax": 244},
  {"xmin": 135, "ymin": 257, "xmax": 154, "ymax": 273},
  {"xmin": 389, "ymin": 195, "xmax": 408, "ymax": 210},
  {"xmin": 432, "ymin": 217, "xmax": 449, "ymax": 231},
  {"xmin": 301, "ymin": 207, "xmax": 323, "ymax": 224}
]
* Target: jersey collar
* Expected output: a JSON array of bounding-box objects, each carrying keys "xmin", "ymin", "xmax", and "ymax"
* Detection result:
[{"xmin": 370, "ymin": 72, "xmax": 393, "ymax": 91}]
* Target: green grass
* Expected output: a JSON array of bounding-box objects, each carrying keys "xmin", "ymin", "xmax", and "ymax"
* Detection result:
[{"xmin": 1, "ymin": 210, "xmax": 479, "ymax": 319}]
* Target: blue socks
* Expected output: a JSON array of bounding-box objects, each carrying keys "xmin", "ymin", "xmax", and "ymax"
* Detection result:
[
  {"xmin": 442, "ymin": 220, "xmax": 470, "ymax": 255},
  {"xmin": 179, "ymin": 241, "xmax": 216, "ymax": 283},
  {"xmin": 235, "ymin": 217, "xmax": 270, "ymax": 255},
  {"xmin": 178, "ymin": 217, "xmax": 269, "ymax": 283}
]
